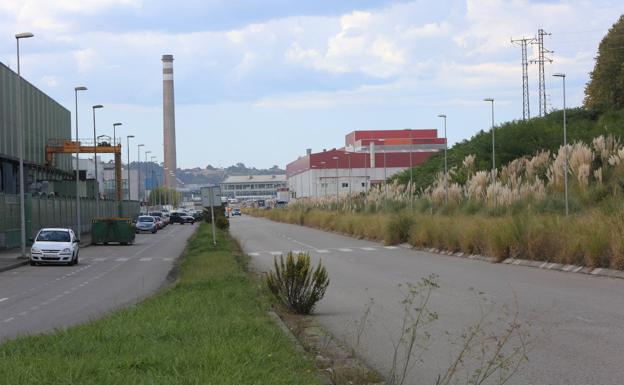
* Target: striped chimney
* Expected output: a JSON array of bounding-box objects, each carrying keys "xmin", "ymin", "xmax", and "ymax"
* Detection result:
[{"xmin": 162, "ymin": 54, "xmax": 177, "ymax": 188}]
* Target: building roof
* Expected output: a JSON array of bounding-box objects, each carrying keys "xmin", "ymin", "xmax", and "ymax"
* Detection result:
[{"xmin": 221, "ymin": 175, "xmax": 287, "ymax": 184}]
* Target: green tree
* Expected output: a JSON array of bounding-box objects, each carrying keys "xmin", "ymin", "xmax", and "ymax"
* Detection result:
[
  {"xmin": 584, "ymin": 15, "xmax": 624, "ymax": 111},
  {"xmin": 147, "ymin": 186, "xmax": 180, "ymax": 207}
]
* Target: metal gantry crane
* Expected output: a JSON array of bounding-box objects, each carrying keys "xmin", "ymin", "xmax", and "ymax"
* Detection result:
[{"xmin": 45, "ymin": 138, "xmax": 123, "ymax": 201}]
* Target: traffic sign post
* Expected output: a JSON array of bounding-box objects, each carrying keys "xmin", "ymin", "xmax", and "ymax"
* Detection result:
[{"xmin": 201, "ymin": 187, "xmax": 222, "ymax": 246}]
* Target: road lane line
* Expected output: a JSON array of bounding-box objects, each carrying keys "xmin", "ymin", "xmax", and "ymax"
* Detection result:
[
  {"xmin": 0, "ymin": 298, "xmax": 8, "ymax": 303},
  {"xmin": 115, "ymin": 258, "xmax": 129, "ymax": 262},
  {"xmin": 3, "ymin": 317, "xmax": 14, "ymax": 323},
  {"xmin": 248, "ymin": 252, "xmax": 260, "ymax": 256},
  {"xmin": 270, "ymin": 252, "xmax": 282, "ymax": 256},
  {"xmin": 139, "ymin": 258, "xmax": 152, "ymax": 262},
  {"xmin": 361, "ymin": 247, "xmax": 376, "ymax": 251},
  {"xmin": 316, "ymin": 250, "xmax": 329, "ymax": 253},
  {"xmin": 338, "ymin": 248, "xmax": 353, "ymax": 252},
  {"xmin": 384, "ymin": 246, "xmax": 398, "ymax": 250},
  {"xmin": 290, "ymin": 239, "xmax": 319, "ymax": 250}
]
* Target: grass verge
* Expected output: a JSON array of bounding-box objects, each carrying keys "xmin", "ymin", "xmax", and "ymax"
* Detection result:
[{"xmin": 0, "ymin": 224, "xmax": 322, "ymax": 385}]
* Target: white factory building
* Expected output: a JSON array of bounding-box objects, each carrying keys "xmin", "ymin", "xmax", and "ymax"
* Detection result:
[
  {"xmin": 286, "ymin": 129, "xmax": 446, "ymax": 198},
  {"xmin": 220, "ymin": 175, "xmax": 287, "ymax": 200}
]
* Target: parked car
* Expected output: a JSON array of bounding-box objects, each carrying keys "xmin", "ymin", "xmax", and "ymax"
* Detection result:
[
  {"xmin": 136, "ymin": 216, "xmax": 158, "ymax": 234},
  {"xmin": 149, "ymin": 211, "xmax": 166, "ymax": 228},
  {"xmin": 170, "ymin": 212, "xmax": 196, "ymax": 224},
  {"xmin": 30, "ymin": 228, "xmax": 79, "ymax": 266},
  {"xmin": 232, "ymin": 208, "xmax": 242, "ymax": 216},
  {"xmin": 154, "ymin": 216, "xmax": 163, "ymax": 229}
]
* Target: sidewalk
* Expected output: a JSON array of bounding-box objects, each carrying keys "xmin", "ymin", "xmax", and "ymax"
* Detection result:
[{"xmin": 0, "ymin": 234, "xmax": 92, "ymax": 273}]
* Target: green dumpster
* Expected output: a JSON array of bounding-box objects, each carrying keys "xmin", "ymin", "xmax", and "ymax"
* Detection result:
[{"xmin": 91, "ymin": 218, "xmax": 136, "ymax": 245}]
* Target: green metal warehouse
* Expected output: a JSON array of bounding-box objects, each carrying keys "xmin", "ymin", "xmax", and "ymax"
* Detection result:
[{"xmin": 0, "ymin": 61, "xmax": 72, "ymax": 194}]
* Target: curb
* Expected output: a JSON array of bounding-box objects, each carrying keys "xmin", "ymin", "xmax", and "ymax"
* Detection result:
[
  {"xmin": 0, "ymin": 260, "xmax": 28, "ymax": 273},
  {"xmin": 401, "ymin": 243, "xmax": 624, "ymax": 280}
]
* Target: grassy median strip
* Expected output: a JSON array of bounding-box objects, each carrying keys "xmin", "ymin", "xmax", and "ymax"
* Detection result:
[{"xmin": 0, "ymin": 224, "xmax": 322, "ymax": 385}]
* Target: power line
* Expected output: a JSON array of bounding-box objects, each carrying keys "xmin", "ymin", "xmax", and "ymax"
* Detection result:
[
  {"xmin": 531, "ymin": 29, "xmax": 553, "ymax": 117},
  {"xmin": 511, "ymin": 36, "xmax": 535, "ymax": 120}
]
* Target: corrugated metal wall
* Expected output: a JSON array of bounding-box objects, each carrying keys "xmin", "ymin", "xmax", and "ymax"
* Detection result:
[
  {"xmin": 0, "ymin": 193, "xmax": 140, "ymax": 249},
  {"xmin": 0, "ymin": 62, "xmax": 72, "ymax": 172}
]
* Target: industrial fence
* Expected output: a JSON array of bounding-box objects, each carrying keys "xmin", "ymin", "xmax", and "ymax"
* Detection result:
[{"xmin": 0, "ymin": 193, "xmax": 139, "ymax": 249}]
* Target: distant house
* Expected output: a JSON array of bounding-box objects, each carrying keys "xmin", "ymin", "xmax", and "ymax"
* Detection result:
[{"xmin": 220, "ymin": 175, "xmax": 287, "ymax": 200}]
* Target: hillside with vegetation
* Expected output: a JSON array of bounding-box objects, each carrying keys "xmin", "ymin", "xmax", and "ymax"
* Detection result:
[
  {"xmin": 393, "ymin": 15, "xmax": 624, "ymax": 194},
  {"xmin": 250, "ymin": 15, "xmax": 624, "ymax": 271}
]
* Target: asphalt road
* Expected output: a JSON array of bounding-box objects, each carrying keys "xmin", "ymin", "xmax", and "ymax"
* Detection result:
[
  {"xmin": 0, "ymin": 223, "xmax": 196, "ymax": 342},
  {"xmin": 231, "ymin": 215, "xmax": 624, "ymax": 385}
]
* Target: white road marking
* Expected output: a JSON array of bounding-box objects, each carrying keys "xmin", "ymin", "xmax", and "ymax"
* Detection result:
[
  {"xmin": 270, "ymin": 252, "xmax": 282, "ymax": 256},
  {"xmin": 162, "ymin": 258, "xmax": 173, "ymax": 261},
  {"xmin": 316, "ymin": 249, "xmax": 329, "ymax": 253},
  {"xmin": 338, "ymin": 248, "xmax": 353, "ymax": 252},
  {"xmin": 248, "ymin": 252, "xmax": 260, "ymax": 256},
  {"xmin": 17, "ymin": 311, "xmax": 28, "ymax": 316},
  {"xmin": 3, "ymin": 317, "xmax": 14, "ymax": 323},
  {"xmin": 360, "ymin": 247, "xmax": 376, "ymax": 251},
  {"xmin": 384, "ymin": 246, "xmax": 398, "ymax": 250},
  {"xmin": 115, "ymin": 258, "xmax": 129, "ymax": 262},
  {"xmin": 0, "ymin": 298, "xmax": 8, "ymax": 303},
  {"xmin": 139, "ymin": 258, "xmax": 152, "ymax": 262},
  {"xmin": 291, "ymin": 239, "xmax": 319, "ymax": 250},
  {"xmin": 573, "ymin": 266, "xmax": 584, "ymax": 273},
  {"xmin": 93, "ymin": 257, "xmax": 107, "ymax": 261}
]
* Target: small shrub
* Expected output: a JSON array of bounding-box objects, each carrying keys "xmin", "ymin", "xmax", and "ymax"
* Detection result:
[
  {"xmin": 384, "ymin": 214, "xmax": 414, "ymax": 245},
  {"xmin": 266, "ymin": 252, "xmax": 330, "ymax": 315},
  {"xmin": 215, "ymin": 216, "xmax": 230, "ymax": 230}
]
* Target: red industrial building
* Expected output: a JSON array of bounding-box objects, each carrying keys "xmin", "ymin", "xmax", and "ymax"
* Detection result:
[{"xmin": 286, "ymin": 129, "xmax": 445, "ymax": 198}]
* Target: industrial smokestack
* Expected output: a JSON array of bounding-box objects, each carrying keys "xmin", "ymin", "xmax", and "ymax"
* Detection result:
[{"xmin": 162, "ymin": 54, "xmax": 177, "ymax": 188}]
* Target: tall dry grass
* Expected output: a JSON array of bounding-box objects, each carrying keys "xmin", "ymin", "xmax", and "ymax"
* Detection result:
[{"xmin": 250, "ymin": 207, "xmax": 624, "ymax": 269}]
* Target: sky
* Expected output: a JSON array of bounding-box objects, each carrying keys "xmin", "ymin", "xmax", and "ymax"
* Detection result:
[{"xmin": 0, "ymin": 0, "xmax": 622, "ymax": 169}]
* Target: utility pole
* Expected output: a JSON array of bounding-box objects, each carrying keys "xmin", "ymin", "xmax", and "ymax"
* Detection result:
[
  {"xmin": 531, "ymin": 29, "xmax": 553, "ymax": 117},
  {"xmin": 511, "ymin": 37, "xmax": 534, "ymax": 120}
]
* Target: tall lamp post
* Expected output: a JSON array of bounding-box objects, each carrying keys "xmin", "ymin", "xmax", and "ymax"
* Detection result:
[
  {"xmin": 345, "ymin": 152, "xmax": 352, "ymax": 195},
  {"xmin": 15, "ymin": 31, "xmax": 34, "ymax": 258},
  {"xmin": 483, "ymin": 98, "xmax": 496, "ymax": 178},
  {"xmin": 112, "ymin": 122, "xmax": 122, "ymax": 147},
  {"xmin": 553, "ymin": 73, "xmax": 569, "ymax": 216},
  {"xmin": 92, "ymin": 104, "xmax": 104, "ymax": 217},
  {"xmin": 126, "ymin": 135, "xmax": 134, "ymax": 201},
  {"xmin": 137, "ymin": 144, "xmax": 144, "ymax": 210},
  {"xmin": 320, "ymin": 161, "xmax": 326, "ymax": 197},
  {"xmin": 145, "ymin": 150, "xmax": 151, "ymax": 204},
  {"xmin": 74, "ymin": 86, "xmax": 87, "ymax": 235},
  {"xmin": 151, "ymin": 156, "xmax": 157, "ymax": 206},
  {"xmin": 332, "ymin": 156, "xmax": 339, "ymax": 202},
  {"xmin": 437, "ymin": 114, "xmax": 448, "ymax": 205},
  {"xmin": 379, "ymin": 139, "xmax": 388, "ymax": 198}
]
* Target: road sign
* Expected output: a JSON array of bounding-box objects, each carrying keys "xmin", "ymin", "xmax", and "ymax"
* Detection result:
[{"xmin": 200, "ymin": 186, "xmax": 222, "ymax": 207}]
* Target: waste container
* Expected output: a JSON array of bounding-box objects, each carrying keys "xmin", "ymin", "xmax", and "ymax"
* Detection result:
[{"xmin": 91, "ymin": 218, "xmax": 136, "ymax": 245}]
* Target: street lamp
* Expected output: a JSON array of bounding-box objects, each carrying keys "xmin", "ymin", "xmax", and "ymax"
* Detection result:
[
  {"xmin": 437, "ymin": 114, "xmax": 448, "ymax": 205},
  {"xmin": 311, "ymin": 165, "xmax": 318, "ymax": 198},
  {"xmin": 145, "ymin": 150, "xmax": 151, "ymax": 203},
  {"xmin": 92, "ymin": 104, "xmax": 104, "ymax": 217},
  {"xmin": 137, "ymin": 144, "xmax": 144, "ymax": 210},
  {"xmin": 344, "ymin": 152, "xmax": 352, "ymax": 195},
  {"xmin": 15, "ymin": 31, "xmax": 34, "ymax": 258},
  {"xmin": 332, "ymin": 156, "xmax": 339, "ymax": 202},
  {"xmin": 553, "ymin": 73, "xmax": 569, "ymax": 216},
  {"xmin": 74, "ymin": 86, "xmax": 87, "ymax": 236},
  {"xmin": 484, "ymin": 98, "xmax": 496, "ymax": 179},
  {"xmin": 151, "ymin": 156, "xmax": 157, "ymax": 206},
  {"xmin": 126, "ymin": 135, "xmax": 134, "ymax": 201},
  {"xmin": 112, "ymin": 122, "xmax": 122, "ymax": 147},
  {"xmin": 320, "ymin": 161, "xmax": 326, "ymax": 197},
  {"xmin": 379, "ymin": 139, "xmax": 388, "ymax": 198}
]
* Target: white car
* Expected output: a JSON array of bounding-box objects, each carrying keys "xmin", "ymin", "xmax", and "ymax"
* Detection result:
[{"xmin": 30, "ymin": 228, "xmax": 80, "ymax": 266}]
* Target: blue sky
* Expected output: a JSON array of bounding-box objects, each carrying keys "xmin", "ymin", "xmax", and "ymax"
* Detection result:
[{"xmin": 0, "ymin": 0, "xmax": 622, "ymax": 169}]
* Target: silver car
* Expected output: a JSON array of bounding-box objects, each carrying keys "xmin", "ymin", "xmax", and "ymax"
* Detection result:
[{"xmin": 136, "ymin": 216, "xmax": 158, "ymax": 234}]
